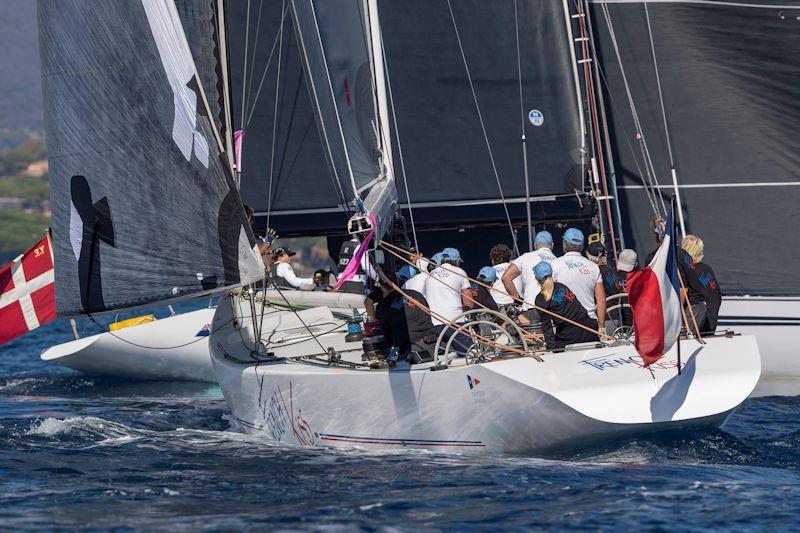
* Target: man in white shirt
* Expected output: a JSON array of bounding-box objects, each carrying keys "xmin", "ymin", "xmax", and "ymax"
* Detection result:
[
  {"xmin": 551, "ymin": 228, "xmax": 606, "ymax": 326},
  {"xmin": 423, "ymin": 247, "xmax": 473, "ymax": 355},
  {"xmin": 401, "ymin": 264, "xmax": 427, "ymax": 294},
  {"xmin": 270, "ymin": 248, "xmax": 314, "ymax": 289},
  {"xmin": 488, "ymin": 244, "xmax": 521, "ymax": 306},
  {"xmin": 501, "ymin": 231, "xmax": 557, "ymax": 323}
]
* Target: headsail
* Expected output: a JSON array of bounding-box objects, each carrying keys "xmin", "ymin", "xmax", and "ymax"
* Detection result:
[
  {"xmin": 591, "ymin": 0, "xmax": 800, "ymax": 295},
  {"xmin": 38, "ymin": 0, "xmax": 264, "ymax": 316},
  {"xmin": 290, "ymin": 0, "xmax": 397, "ymax": 239}
]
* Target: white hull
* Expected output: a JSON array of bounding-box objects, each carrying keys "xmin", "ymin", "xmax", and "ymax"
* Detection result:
[
  {"xmin": 210, "ymin": 295, "xmax": 761, "ymax": 455},
  {"xmin": 720, "ymin": 296, "xmax": 800, "ymax": 397},
  {"xmin": 39, "ymin": 290, "xmax": 363, "ymax": 382},
  {"xmin": 41, "ymin": 308, "xmax": 217, "ymax": 382}
]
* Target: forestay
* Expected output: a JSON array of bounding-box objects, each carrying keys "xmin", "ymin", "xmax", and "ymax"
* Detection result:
[
  {"xmin": 38, "ymin": 0, "xmax": 264, "ymax": 316},
  {"xmin": 591, "ymin": 0, "xmax": 800, "ymax": 295},
  {"xmin": 290, "ymin": 0, "xmax": 397, "ymax": 239}
]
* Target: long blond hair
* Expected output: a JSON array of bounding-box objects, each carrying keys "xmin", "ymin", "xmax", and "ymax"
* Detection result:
[
  {"xmin": 681, "ymin": 234, "xmax": 705, "ymax": 263},
  {"xmin": 539, "ymin": 276, "xmax": 555, "ymax": 301}
]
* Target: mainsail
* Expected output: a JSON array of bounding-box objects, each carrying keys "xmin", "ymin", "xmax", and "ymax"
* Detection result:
[
  {"xmin": 591, "ymin": 0, "xmax": 800, "ymax": 295},
  {"xmin": 38, "ymin": 0, "xmax": 264, "ymax": 316},
  {"xmin": 229, "ymin": 0, "xmax": 591, "ymax": 236}
]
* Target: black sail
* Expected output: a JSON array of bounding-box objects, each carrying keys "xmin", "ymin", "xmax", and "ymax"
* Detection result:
[
  {"xmin": 228, "ymin": 0, "xmax": 590, "ymax": 235},
  {"xmin": 591, "ymin": 0, "xmax": 800, "ymax": 295},
  {"xmin": 38, "ymin": 0, "xmax": 264, "ymax": 316}
]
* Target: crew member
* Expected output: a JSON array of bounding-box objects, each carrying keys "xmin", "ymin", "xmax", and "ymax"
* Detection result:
[
  {"xmin": 534, "ymin": 262, "xmax": 600, "ymax": 350},
  {"xmin": 501, "ymin": 230, "xmax": 557, "ymax": 324},
  {"xmin": 375, "ymin": 272, "xmax": 438, "ymax": 364},
  {"xmin": 616, "ymin": 249, "xmax": 638, "ymax": 285},
  {"xmin": 270, "ymin": 247, "xmax": 314, "ymax": 290},
  {"xmin": 336, "ymin": 237, "xmax": 377, "ymax": 294},
  {"xmin": 550, "ymin": 228, "xmax": 606, "ymax": 327},
  {"xmin": 488, "ymin": 244, "xmax": 521, "ymax": 307},
  {"xmin": 681, "ymin": 234, "xmax": 721, "ymax": 333},
  {"xmin": 585, "ymin": 242, "xmax": 623, "ymax": 298},
  {"xmin": 424, "ymin": 247, "xmax": 473, "ymax": 355},
  {"xmin": 398, "ymin": 261, "xmax": 430, "ymax": 294},
  {"xmin": 471, "ymin": 266, "xmax": 500, "ymax": 312},
  {"xmin": 645, "ymin": 216, "xmax": 666, "ymax": 265}
]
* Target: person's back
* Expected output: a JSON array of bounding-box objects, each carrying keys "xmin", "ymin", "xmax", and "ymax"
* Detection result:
[
  {"xmin": 401, "ymin": 289, "xmax": 438, "ymax": 346},
  {"xmin": 551, "ymin": 253, "xmax": 601, "ymax": 319},
  {"xmin": 490, "ymin": 261, "xmax": 520, "ymax": 305},
  {"xmin": 375, "ymin": 288, "xmax": 411, "ymax": 356},
  {"xmin": 403, "ymin": 271, "xmax": 427, "ymax": 293},
  {"xmin": 509, "ymin": 232, "xmax": 556, "ymax": 309},
  {"xmin": 424, "ymin": 262, "xmax": 470, "ymax": 325},
  {"xmin": 532, "ymin": 262, "xmax": 598, "ymax": 350},
  {"xmin": 681, "ymin": 235, "xmax": 721, "ymax": 332}
]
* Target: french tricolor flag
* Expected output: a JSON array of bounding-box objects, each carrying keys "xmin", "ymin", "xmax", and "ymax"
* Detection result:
[{"xmin": 626, "ymin": 208, "xmax": 683, "ymax": 366}]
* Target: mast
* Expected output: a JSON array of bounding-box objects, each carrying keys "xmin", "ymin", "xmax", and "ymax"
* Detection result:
[
  {"xmin": 366, "ymin": 0, "xmax": 394, "ymax": 182},
  {"xmin": 215, "ymin": 0, "xmax": 237, "ymax": 180}
]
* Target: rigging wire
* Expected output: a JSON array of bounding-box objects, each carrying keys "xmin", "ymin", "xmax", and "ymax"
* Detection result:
[
  {"xmin": 240, "ymin": 0, "xmax": 252, "ymax": 131},
  {"xmin": 244, "ymin": 0, "xmax": 266, "ymax": 125},
  {"xmin": 266, "ymin": 0, "xmax": 286, "ymax": 234},
  {"xmin": 514, "ymin": 0, "xmax": 534, "ymax": 252},
  {"xmin": 380, "ymin": 27, "xmax": 419, "ymax": 251},
  {"xmin": 290, "ymin": 0, "xmax": 353, "ymax": 214},
  {"xmin": 642, "ymin": 0, "xmax": 687, "ymax": 235},
  {"xmin": 446, "ymin": 0, "xmax": 519, "ymax": 256},
  {"xmin": 598, "ymin": 1, "xmax": 667, "ymax": 217},
  {"xmin": 245, "ymin": 3, "xmax": 291, "ymax": 129}
]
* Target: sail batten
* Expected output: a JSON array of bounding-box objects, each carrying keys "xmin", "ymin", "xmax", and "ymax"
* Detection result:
[{"xmin": 39, "ymin": 0, "xmax": 264, "ymax": 316}]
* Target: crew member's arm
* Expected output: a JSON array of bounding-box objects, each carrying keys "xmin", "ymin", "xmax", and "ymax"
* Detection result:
[
  {"xmin": 594, "ymin": 281, "xmax": 607, "ymax": 328},
  {"xmin": 461, "ymin": 288, "xmax": 475, "ymax": 310},
  {"xmin": 279, "ymin": 263, "xmax": 314, "ymax": 289},
  {"xmin": 502, "ymin": 264, "xmax": 522, "ymax": 301},
  {"xmin": 460, "ymin": 276, "xmax": 474, "ymax": 311},
  {"xmin": 537, "ymin": 297, "xmax": 556, "ymax": 349},
  {"xmin": 365, "ymin": 296, "xmax": 378, "ymax": 320}
]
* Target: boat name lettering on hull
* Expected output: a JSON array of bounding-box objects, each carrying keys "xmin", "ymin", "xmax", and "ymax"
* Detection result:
[{"xmin": 581, "ymin": 354, "xmax": 678, "ymax": 372}]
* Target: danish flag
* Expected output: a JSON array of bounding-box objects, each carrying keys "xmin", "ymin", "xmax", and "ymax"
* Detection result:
[{"xmin": 0, "ymin": 234, "xmax": 56, "ymax": 345}]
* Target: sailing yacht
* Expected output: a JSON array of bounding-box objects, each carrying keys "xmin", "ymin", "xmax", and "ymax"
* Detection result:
[{"xmin": 35, "ymin": 0, "xmax": 762, "ymax": 454}]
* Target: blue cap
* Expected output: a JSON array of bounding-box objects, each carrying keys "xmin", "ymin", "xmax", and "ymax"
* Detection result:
[
  {"xmin": 397, "ymin": 265, "xmax": 417, "ymax": 281},
  {"xmin": 478, "ymin": 266, "xmax": 497, "ymax": 283},
  {"xmin": 431, "ymin": 252, "xmax": 444, "ymax": 267},
  {"xmin": 441, "ymin": 247, "xmax": 462, "ymax": 262},
  {"xmin": 563, "ymin": 228, "xmax": 584, "ymax": 246},
  {"xmin": 534, "ymin": 230, "xmax": 553, "ymax": 247},
  {"xmin": 533, "ymin": 261, "xmax": 553, "ymax": 281}
]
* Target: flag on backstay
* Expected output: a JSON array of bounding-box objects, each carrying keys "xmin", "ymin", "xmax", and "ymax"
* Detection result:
[
  {"xmin": 0, "ymin": 235, "xmax": 57, "ymax": 346},
  {"xmin": 626, "ymin": 207, "xmax": 682, "ymax": 366}
]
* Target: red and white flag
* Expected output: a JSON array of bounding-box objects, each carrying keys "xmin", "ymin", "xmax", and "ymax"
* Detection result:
[
  {"xmin": 0, "ymin": 234, "xmax": 57, "ymax": 346},
  {"xmin": 626, "ymin": 208, "xmax": 683, "ymax": 366}
]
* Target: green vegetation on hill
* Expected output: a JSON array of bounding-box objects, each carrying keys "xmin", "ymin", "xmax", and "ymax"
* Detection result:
[
  {"xmin": 0, "ymin": 139, "xmax": 47, "ymax": 177},
  {"xmin": 0, "ymin": 209, "xmax": 49, "ymax": 256}
]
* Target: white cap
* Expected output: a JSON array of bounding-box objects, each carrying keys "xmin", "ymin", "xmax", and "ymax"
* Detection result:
[{"xmin": 617, "ymin": 249, "xmax": 638, "ymax": 273}]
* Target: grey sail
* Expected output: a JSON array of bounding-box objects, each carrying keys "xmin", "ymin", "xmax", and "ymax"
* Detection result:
[
  {"xmin": 175, "ymin": 0, "xmax": 231, "ymax": 161},
  {"xmin": 289, "ymin": 0, "xmax": 397, "ymax": 238},
  {"xmin": 38, "ymin": 0, "xmax": 264, "ymax": 316},
  {"xmin": 228, "ymin": 0, "xmax": 589, "ymax": 235},
  {"xmin": 591, "ymin": 0, "xmax": 800, "ymax": 295},
  {"xmin": 228, "ymin": 1, "xmax": 353, "ymax": 233},
  {"xmin": 380, "ymin": 0, "xmax": 587, "ymax": 227}
]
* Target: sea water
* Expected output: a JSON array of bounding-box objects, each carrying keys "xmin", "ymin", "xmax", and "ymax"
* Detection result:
[{"xmin": 1, "ymin": 311, "xmax": 799, "ymax": 529}]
